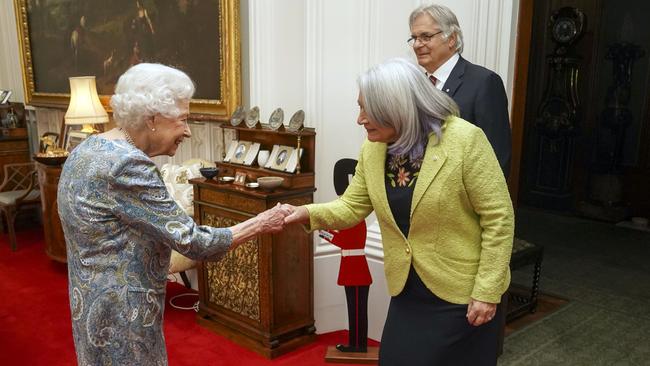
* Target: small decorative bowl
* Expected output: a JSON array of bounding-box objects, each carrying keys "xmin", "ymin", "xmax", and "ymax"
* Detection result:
[
  {"xmin": 33, "ymin": 154, "xmax": 68, "ymax": 166},
  {"xmin": 199, "ymin": 167, "xmax": 219, "ymax": 180},
  {"xmin": 219, "ymin": 176, "xmax": 235, "ymax": 183},
  {"xmin": 245, "ymin": 182, "xmax": 259, "ymax": 189},
  {"xmin": 257, "ymin": 176, "xmax": 284, "ymax": 191}
]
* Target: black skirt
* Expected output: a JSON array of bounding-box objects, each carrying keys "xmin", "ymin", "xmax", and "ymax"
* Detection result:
[{"xmin": 379, "ymin": 267, "xmax": 501, "ymax": 366}]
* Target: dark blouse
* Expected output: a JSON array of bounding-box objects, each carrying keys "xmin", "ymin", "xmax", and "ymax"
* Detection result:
[{"xmin": 385, "ymin": 152, "xmax": 424, "ymax": 238}]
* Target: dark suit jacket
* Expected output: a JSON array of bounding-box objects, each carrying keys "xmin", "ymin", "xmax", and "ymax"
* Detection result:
[{"xmin": 442, "ymin": 56, "xmax": 512, "ymax": 176}]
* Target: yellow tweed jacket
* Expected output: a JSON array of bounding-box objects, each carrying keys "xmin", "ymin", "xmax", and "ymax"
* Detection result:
[{"xmin": 306, "ymin": 116, "xmax": 514, "ymax": 304}]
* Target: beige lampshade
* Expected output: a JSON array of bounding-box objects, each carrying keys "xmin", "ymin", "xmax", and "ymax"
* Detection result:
[{"xmin": 64, "ymin": 76, "xmax": 109, "ymax": 128}]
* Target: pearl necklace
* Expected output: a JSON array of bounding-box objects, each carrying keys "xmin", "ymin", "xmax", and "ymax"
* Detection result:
[{"xmin": 120, "ymin": 128, "xmax": 136, "ymax": 147}]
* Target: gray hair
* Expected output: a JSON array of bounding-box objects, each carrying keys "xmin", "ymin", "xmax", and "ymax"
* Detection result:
[
  {"xmin": 110, "ymin": 63, "xmax": 195, "ymax": 129},
  {"xmin": 358, "ymin": 58, "xmax": 459, "ymax": 159},
  {"xmin": 409, "ymin": 4, "xmax": 464, "ymax": 54}
]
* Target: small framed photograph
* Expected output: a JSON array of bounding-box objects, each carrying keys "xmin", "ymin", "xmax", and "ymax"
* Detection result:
[
  {"xmin": 242, "ymin": 143, "xmax": 260, "ymax": 166},
  {"xmin": 233, "ymin": 141, "xmax": 249, "ymax": 163},
  {"xmin": 65, "ymin": 130, "xmax": 90, "ymax": 152},
  {"xmin": 223, "ymin": 140, "xmax": 238, "ymax": 162},
  {"xmin": 284, "ymin": 148, "xmax": 304, "ymax": 173},
  {"xmin": 268, "ymin": 145, "xmax": 294, "ymax": 172},
  {"xmin": 0, "ymin": 90, "xmax": 12, "ymax": 105},
  {"xmin": 234, "ymin": 171, "xmax": 248, "ymax": 186},
  {"xmin": 224, "ymin": 140, "xmax": 260, "ymax": 166},
  {"xmin": 230, "ymin": 141, "xmax": 252, "ymax": 165}
]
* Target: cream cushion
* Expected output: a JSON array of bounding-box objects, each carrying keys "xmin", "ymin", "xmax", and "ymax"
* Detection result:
[
  {"xmin": 165, "ymin": 159, "xmax": 215, "ymax": 274},
  {"xmin": 169, "ymin": 249, "xmax": 197, "ymax": 273},
  {"xmin": 0, "ymin": 189, "xmax": 40, "ymax": 204}
]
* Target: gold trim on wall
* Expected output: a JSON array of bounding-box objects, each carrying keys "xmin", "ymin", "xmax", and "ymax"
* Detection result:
[{"xmin": 13, "ymin": 0, "xmax": 241, "ymax": 117}]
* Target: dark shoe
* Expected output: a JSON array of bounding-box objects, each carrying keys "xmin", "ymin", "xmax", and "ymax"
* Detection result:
[{"xmin": 335, "ymin": 344, "xmax": 367, "ymax": 353}]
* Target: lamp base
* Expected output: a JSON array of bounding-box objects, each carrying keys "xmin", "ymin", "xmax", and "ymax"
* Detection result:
[{"xmin": 80, "ymin": 124, "xmax": 98, "ymax": 134}]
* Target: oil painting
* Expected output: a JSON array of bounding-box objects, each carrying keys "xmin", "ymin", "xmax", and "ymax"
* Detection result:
[{"xmin": 14, "ymin": 0, "xmax": 241, "ymax": 116}]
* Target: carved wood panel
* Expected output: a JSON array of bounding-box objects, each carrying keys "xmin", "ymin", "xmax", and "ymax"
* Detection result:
[{"xmin": 202, "ymin": 212, "xmax": 261, "ymax": 322}]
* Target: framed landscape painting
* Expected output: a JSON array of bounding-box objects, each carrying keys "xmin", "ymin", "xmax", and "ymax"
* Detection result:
[{"xmin": 13, "ymin": 0, "xmax": 241, "ymax": 117}]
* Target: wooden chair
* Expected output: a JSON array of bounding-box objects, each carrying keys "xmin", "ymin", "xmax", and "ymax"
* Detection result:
[
  {"xmin": 333, "ymin": 158, "xmax": 358, "ymax": 196},
  {"xmin": 0, "ymin": 162, "xmax": 41, "ymax": 251}
]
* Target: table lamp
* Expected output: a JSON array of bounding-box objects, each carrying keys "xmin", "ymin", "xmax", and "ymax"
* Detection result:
[{"xmin": 64, "ymin": 76, "xmax": 108, "ymax": 133}]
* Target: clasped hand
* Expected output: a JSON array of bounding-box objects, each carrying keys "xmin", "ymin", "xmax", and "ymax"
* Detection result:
[
  {"xmin": 256, "ymin": 203, "xmax": 292, "ymax": 233},
  {"xmin": 279, "ymin": 204, "xmax": 309, "ymax": 225},
  {"xmin": 251, "ymin": 203, "xmax": 308, "ymax": 236}
]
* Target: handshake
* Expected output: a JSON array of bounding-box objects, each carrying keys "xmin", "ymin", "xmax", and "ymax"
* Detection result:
[
  {"xmin": 255, "ymin": 203, "xmax": 309, "ymax": 233},
  {"xmin": 254, "ymin": 203, "xmax": 310, "ymax": 234}
]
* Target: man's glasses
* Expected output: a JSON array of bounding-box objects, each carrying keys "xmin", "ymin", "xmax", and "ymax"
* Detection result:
[{"xmin": 407, "ymin": 30, "xmax": 443, "ymax": 46}]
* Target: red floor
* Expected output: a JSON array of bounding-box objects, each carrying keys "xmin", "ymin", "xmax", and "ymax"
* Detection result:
[{"xmin": 0, "ymin": 229, "xmax": 378, "ymax": 366}]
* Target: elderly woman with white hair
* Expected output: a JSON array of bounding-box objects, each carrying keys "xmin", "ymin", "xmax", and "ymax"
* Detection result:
[
  {"xmin": 283, "ymin": 58, "xmax": 513, "ymax": 365},
  {"xmin": 58, "ymin": 63, "xmax": 289, "ymax": 365}
]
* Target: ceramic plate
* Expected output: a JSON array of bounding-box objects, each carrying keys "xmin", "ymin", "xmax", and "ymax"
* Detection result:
[
  {"xmin": 230, "ymin": 105, "xmax": 245, "ymax": 126},
  {"xmin": 287, "ymin": 110, "xmax": 305, "ymax": 131},
  {"xmin": 268, "ymin": 108, "xmax": 284, "ymax": 130},
  {"xmin": 245, "ymin": 106, "xmax": 260, "ymax": 128}
]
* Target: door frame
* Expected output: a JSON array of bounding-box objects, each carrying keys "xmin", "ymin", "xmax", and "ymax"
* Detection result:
[{"xmin": 508, "ymin": 0, "xmax": 534, "ymax": 208}]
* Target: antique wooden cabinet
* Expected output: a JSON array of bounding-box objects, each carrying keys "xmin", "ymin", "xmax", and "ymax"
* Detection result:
[{"xmin": 191, "ymin": 125, "xmax": 317, "ymax": 358}]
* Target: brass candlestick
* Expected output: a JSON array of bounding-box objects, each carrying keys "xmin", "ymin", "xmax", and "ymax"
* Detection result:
[{"xmin": 295, "ymin": 131, "xmax": 302, "ymax": 174}]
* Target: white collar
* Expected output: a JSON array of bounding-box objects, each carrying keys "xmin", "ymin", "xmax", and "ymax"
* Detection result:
[{"xmin": 426, "ymin": 53, "xmax": 459, "ymax": 90}]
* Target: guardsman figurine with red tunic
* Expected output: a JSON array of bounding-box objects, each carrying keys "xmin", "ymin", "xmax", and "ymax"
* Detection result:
[{"xmin": 319, "ymin": 220, "xmax": 372, "ymax": 352}]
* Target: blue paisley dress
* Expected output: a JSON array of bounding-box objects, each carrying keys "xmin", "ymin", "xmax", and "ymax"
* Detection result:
[{"xmin": 58, "ymin": 135, "xmax": 233, "ymax": 365}]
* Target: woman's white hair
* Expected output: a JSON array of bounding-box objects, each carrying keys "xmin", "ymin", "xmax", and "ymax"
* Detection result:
[
  {"xmin": 358, "ymin": 58, "xmax": 458, "ymax": 159},
  {"xmin": 110, "ymin": 63, "xmax": 195, "ymax": 129},
  {"xmin": 409, "ymin": 4, "xmax": 464, "ymax": 54}
]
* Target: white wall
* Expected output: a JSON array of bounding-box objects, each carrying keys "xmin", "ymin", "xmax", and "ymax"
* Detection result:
[
  {"xmin": 0, "ymin": 0, "xmax": 520, "ymax": 343},
  {"xmin": 0, "ymin": 0, "xmax": 25, "ymax": 103},
  {"xmin": 244, "ymin": 0, "xmax": 519, "ymax": 340}
]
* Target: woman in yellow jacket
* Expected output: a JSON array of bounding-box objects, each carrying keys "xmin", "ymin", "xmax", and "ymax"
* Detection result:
[{"xmin": 284, "ymin": 58, "xmax": 514, "ymax": 365}]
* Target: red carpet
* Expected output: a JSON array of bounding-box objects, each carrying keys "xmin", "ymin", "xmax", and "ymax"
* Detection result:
[{"xmin": 0, "ymin": 229, "xmax": 378, "ymax": 365}]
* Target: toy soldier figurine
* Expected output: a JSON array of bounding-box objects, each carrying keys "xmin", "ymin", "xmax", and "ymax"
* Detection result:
[{"xmin": 320, "ymin": 221, "xmax": 372, "ymax": 352}]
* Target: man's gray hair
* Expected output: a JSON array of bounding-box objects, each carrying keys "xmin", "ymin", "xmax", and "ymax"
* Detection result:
[
  {"xmin": 358, "ymin": 58, "xmax": 459, "ymax": 160},
  {"xmin": 110, "ymin": 63, "xmax": 195, "ymax": 129},
  {"xmin": 409, "ymin": 4, "xmax": 464, "ymax": 54}
]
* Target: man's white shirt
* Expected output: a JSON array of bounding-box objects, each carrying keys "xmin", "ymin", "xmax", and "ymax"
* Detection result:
[{"xmin": 426, "ymin": 53, "xmax": 459, "ymax": 90}]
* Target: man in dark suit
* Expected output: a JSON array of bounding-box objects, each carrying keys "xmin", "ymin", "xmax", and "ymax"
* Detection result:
[{"xmin": 408, "ymin": 4, "xmax": 512, "ymax": 177}]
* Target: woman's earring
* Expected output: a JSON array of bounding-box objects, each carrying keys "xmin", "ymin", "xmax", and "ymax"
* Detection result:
[{"xmin": 151, "ymin": 128, "xmax": 156, "ymax": 131}]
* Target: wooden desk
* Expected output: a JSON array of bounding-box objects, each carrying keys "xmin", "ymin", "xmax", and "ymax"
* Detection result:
[
  {"xmin": 191, "ymin": 178, "xmax": 316, "ymax": 358},
  {"xmin": 35, "ymin": 162, "xmax": 66, "ymax": 263}
]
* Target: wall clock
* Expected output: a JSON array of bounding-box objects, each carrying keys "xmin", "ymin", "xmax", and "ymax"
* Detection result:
[{"xmin": 549, "ymin": 7, "xmax": 585, "ymax": 46}]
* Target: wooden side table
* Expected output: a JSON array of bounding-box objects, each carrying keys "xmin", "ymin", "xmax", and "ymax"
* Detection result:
[
  {"xmin": 35, "ymin": 162, "xmax": 66, "ymax": 263},
  {"xmin": 507, "ymin": 238, "xmax": 544, "ymax": 321}
]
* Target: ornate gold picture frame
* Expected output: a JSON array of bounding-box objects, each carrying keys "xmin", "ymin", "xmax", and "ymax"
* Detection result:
[{"xmin": 13, "ymin": 0, "xmax": 241, "ymax": 117}]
